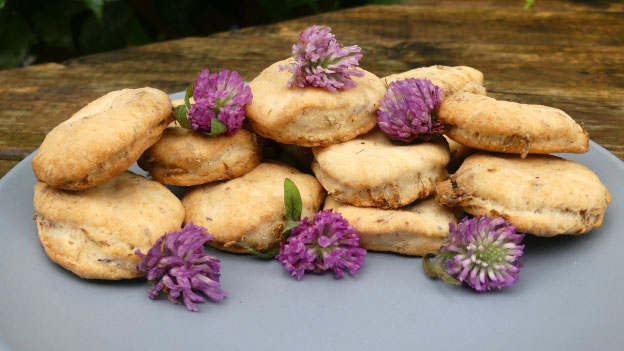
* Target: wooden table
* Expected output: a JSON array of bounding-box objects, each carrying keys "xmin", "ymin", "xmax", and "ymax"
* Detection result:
[{"xmin": 1, "ymin": 0, "xmax": 622, "ymax": 178}]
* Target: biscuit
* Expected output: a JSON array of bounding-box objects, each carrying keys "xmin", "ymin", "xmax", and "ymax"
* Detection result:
[
  {"xmin": 138, "ymin": 125, "xmax": 263, "ymax": 186},
  {"xmin": 245, "ymin": 58, "xmax": 386, "ymax": 147},
  {"xmin": 435, "ymin": 153, "xmax": 611, "ymax": 236},
  {"xmin": 312, "ymin": 129, "xmax": 450, "ymax": 209},
  {"xmin": 32, "ymin": 88, "xmax": 173, "ymax": 190},
  {"xmin": 324, "ymin": 196, "xmax": 456, "ymax": 256},
  {"xmin": 182, "ymin": 163, "xmax": 325, "ymax": 253},
  {"xmin": 438, "ymin": 92, "xmax": 589, "ymax": 156},
  {"xmin": 384, "ymin": 65, "xmax": 486, "ymax": 96},
  {"xmin": 33, "ymin": 172, "xmax": 185, "ymax": 279}
]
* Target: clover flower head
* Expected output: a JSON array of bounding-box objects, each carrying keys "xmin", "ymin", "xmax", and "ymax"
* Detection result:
[
  {"xmin": 280, "ymin": 25, "xmax": 364, "ymax": 91},
  {"xmin": 188, "ymin": 69, "xmax": 252, "ymax": 135},
  {"xmin": 135, "ymin": 222, "xmax": 227, "ymax": 311},
  {"xmin": 277, "ymin": 210, "xmax": 366, "ymax": 280},
  {"xmin": 442, "ymin": 216, "xmax": 524, "ymax": 292},
  {"xmin": 377, "ymin": 78, "xmax": 444, "ymax": 142}
]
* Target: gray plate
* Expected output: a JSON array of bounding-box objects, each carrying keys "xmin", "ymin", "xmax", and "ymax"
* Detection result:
[{"xmin": 1, "ymin": 94, "xmax": 623, "ymax": 350}]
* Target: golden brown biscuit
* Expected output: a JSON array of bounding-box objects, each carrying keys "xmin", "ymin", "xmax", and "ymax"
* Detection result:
[
  {"xmin": 182, "ymin": 163, "xmax": 325, "ymax": 253},
  {"xmin": 435, "ymin": 153, "xmax": 611, "ymax": 236},
  {"xmin": 324, "ymin": 197, "xmax": 456, "ymax": 256},
  {"xmin": 312, "ymin": 129, "xmax": 450, "ymax": 209},
  {"xmin": 33, "ymin": 172, "xmax": 185, "ymax": 279},
  {"xmin": 245, "ymin": 58, "xmax": 386, "ymax": 147},
  {"xmin": 32, "ymin": 88, "xmax": 173, "ymax": 190},
  {"xmin": 384, "ymin": 65, "xmax": 486, "ymax": 96},
  {"xmin": 438, "ymin": 92, "xmax": 589, "ymax": 156},
  {"xmin": 138, "ymin": 125, "xmax": 263, "ymax": 186}
]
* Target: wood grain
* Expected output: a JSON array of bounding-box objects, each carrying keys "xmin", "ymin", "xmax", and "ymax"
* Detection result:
[{"xmin": 0, "ymin": 0, "xmax": 623, "ymax": 179}]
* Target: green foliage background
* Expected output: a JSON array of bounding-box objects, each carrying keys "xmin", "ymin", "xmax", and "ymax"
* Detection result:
[{"xmin": 0, "ymin": 0, "xmax": 415, "ymax": 70}]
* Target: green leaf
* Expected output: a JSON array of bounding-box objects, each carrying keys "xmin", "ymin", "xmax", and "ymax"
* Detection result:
[
  {"xmin": 246, "ymin": 247, "xmax": 279, "ymax": 259},
  {"xmin": 283, "ymin": 178, "xmax": 302, "ymax": 222},
  {"xmin": 281, "ymin": 220, "xmax": 300, "ymax": 240},
  {"xmin": 0, "ymin": 0, "xmax": 6, "ymax": 10},
  {"xmin": 184, "ymin": 85, "xmax": 193, "ymax": 109},
  {"xmin": 83, "ymin": 0, "xmax": 104, "ymax": 21},
  {"xmin": 173, "ymin": 105, "xmax": 192, "ymax": 129},
  {"xmin": 435, "ymin": 265, "xmax": 461, "ymax": 286},
  {"xmin": 180, "ymin": 85, "xmax": 227, "ymax": 136},
  {"xmin": 206, "ymin": 118, "xmax": 227, "ymax": 136},
  {"xmin": 422, "ymin": 253, "xmax": 438, "ymax": 279},
  {"xmin": 524, "ymin": 0, "xmax": 535, "ymax": 10},
  {"xmin": 173, "ymin": 86, "xmax": 194, "ymax": 130}
]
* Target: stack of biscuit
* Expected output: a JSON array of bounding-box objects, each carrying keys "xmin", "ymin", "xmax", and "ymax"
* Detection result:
[
  {"xmin": 31, "ymin": 87, "xmax": 324, "ymax": 278},
  {"xmin": 242, "ymin": 63, "xmax": 492, "ymax": 256},
  {"xmin": 31, "ymin": 57, "xmax": 612, "ymax": 280},
  {"xmin": 176, "ymin": 58, "xmax": 388, "ymax": 255},
  {"xmin": 243, "ymin": 60, "xmax": 611, "ymax": 256},
  {"xmin": 151, "ymin": 102, "xmax": 326, "ymax": 255},
  {"xmin": 32, "ymin": 88, "xmax": 186, "ymax": 279},
  {"xmin": 315, "ymin": 66, "xmax": 488, "ymax": 256},
  {"xmin": 434, "ymin": 89, "xmax": 611, "ymax": 237}
]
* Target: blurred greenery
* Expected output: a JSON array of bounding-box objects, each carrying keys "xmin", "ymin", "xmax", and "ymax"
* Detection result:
[
  {"xmin": 0, "ymin": 0, "xmax": 421, "ymax": 70},
  {"xmin": 0, "ymin": 0, "xmax": 532, "ymax": 70}
]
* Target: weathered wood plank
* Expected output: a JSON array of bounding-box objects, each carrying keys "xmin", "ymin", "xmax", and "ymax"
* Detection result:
[
  {"xmin": 220, "ymin": 4, "xmax": 624, "ymax": 46},
  {"xmin": 401, "ymin": 0, "xmax": 624, "ymax": 12},
  {"xmin": 1, "ymin": 38, "xmax": 622, "ymax": 166},
  {"xmin": 0, "ymin": 1, "xmax": 623, "ymax": 179}
]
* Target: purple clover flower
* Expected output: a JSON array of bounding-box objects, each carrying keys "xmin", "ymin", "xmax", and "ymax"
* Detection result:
[
  {"xmin": 277, "ymin": 210, "xmax": 366, "ymax": 280},
  {"xmin": 188, "ymin": 69, "xmax": 252, "ymax": 135},
  {"xmin": 442, "ymin": 216, "xmax": 524, "ymax": 292},
  {"xmin": 280, "ymin": 25, "xmax": 364, "ymax": 91},
  {"xmin": 135, "ymin": 222, "xmax": 227, "ymax": 312},
  {"xmin": 377, "ymin": 78, "xmax": 444, "ymax": 142}
]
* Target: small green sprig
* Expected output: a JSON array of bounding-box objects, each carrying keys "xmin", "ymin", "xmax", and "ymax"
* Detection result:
[
  {"xmin": 246, "ymin": 178, "xmax": 303, "ymax": 258},
  {"xmin": 282, "ymin": 178, "xmax": 303, "ymax": 239},
  {"xmin": 422, "ymin": 252, "xmax": 461, "ymax": 286},
  {"xmin": 173, "ymin": 86, "xmax": 227, "ymax": 136},
  {"xmin": 245, "ymin": 247, "xmax": 279, "ymax": 259},
  {"xmin": 173, "ymin": 86, "xmax": 193, "ymax": 129},
  {"xmin": 524, "ymin": 0, "xmax": 535, "ymax": 10}
]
